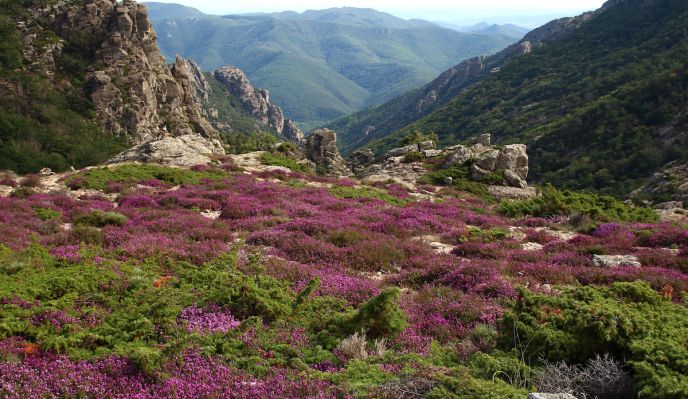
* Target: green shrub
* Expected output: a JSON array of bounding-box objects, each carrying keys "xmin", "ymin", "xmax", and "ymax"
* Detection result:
[
  {"xmin": 73, "ymin": 210, "xmax": 127, "ymax": 227},
  {"xmin": 501, "ymin": 282, "xmax": 688, "ymax": 399},
  {"xmin": 399, "ymin": 130, "xmax": 437, "ymax": 147},
  {"xmin": 428, "ymin": 367, "xmax": 528, "ymax": 399},
  {"xmin": 419, "ymin": 166, "xmax": 494, "ymax": 202},
  {"xmin": 344, "ymin": 288, "xmax": 408, "ymax": 338},
  {"xmin": 328, "ymin": 186, "xmax": 409, "ymax": 206},
  {"xmin": 34, "ymin": 207, "xmax": 61, "ymax": 221},
  {"xmin": 499, "ymin": 184, "xmax": 658, "ymax": 223},
  {"xmin": 259, "ymin": 152, "xmax": 311, "ymax": 173},
  {"xmin": 402, "ymin": 151, "xmax": 425, "ymax": 163},
  {"xmin": 65, "ymin": 164, "xmax": 226, "ymax": 191}
]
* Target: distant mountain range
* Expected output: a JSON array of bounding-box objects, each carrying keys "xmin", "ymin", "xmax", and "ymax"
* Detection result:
[
  {"xmin": 436, "ymin": 22, "xmax": 531, "ymax": 39},
  {"xmin": 327, "ymin": 0, "xmax": 688, "ymax": 198},
  {"xmin": 144, "ymin": 3, "xmax": 518, "ymax": 128}
]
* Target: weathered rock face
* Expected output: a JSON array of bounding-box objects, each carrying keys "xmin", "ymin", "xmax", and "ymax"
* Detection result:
[
  {"xmin": 171, "ymin": 57, "xmax": 209, "ymax": 101},
  {"xmin": 348, "ymin": 149, "xmax": 375, "ymax": 174},
  {"xmin": 358, "ymin": 156, "xmax": 427, "ymax": 190},
  {"xmin": 304, "ymin": 129, "xmax": 351, "ymax": 176},
  {"xmin": 213, "ymin": 67, "xmax": 304, "ymax": 142},
  {"xmin": 443, "ymin": 135, "xmax": 529, "ymax": 188},
  {"xmin": 109, "ymin": 134, "xmax": 225, "ymax": 167},
  {"xmin": 36, "ymin": 0, "xmax": 218, "ymax": 144}
]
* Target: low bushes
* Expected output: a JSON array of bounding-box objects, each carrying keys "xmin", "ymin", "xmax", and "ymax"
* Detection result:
[{"xmin": 499, "ymin": 184, "xmax": 658, "ymax": 223}]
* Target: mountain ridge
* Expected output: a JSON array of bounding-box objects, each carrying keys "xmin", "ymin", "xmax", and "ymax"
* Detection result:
[
  {"xmin": 324, "ymin": 9, "xmax": 595, "ymax": 154},
  {"xmin": 347, "ymin": 0, "xmax": 688, "ymax": 197},
  {"xmin": 146, "ymin": 4, "xmax": 516, "ymax": 127}
]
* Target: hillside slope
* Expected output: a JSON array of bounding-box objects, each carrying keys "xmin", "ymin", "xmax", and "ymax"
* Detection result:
[
  {"xmin": 341, "ymin": 0, "xmax": 688, "ymax": 197},
  {"xmin": 147, "ymin": 5, "xmax": 515, "ymax": 127},
  {"xmin": 325, "ymin": 11, "xmax": 592, "ymax": 154}
]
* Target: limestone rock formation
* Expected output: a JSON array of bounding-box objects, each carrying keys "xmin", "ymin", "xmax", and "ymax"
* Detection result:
[
  {"xmin": 213, "ymin": 66, "xmax": 304, "ymax": 142},
  {"xmin": 303, "ymin": 129, "xmax": 351, "ymax": 176},
  {"xmin": 109, "ymin": 134, "xmax": 225, "ymax": 167},
  {"xmin": 41, "ymin": 0, "xmax": 218, "ymax": 144}
]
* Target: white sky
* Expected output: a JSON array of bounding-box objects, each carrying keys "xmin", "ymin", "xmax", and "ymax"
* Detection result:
[{"xmin": 153, "ymin": 0, "xmax": 607, "ymax": 24}]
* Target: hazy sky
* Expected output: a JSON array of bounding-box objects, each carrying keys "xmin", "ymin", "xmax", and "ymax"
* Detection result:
[{"xmin": 151, "ymin": 0, "xmax": 607, "ymax": 25}]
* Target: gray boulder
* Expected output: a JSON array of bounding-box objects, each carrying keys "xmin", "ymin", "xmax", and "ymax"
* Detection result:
[
  {"xmin": 386, "ymin": 144, "xmax": 418, "ymax": 158},
  {"xmin": 592, "ymin": 255, "xmax": 641, "ymax": 268},
  {"xmin": 496, "ymin": 144, "xmax": 529, "ymax": 180},
  {"xmin": 475, "ymin": 149, "xmax": 500, "ymax": 171},
  {"xmin": 528, "ymin": 394, "xmax": 578, "ymax": 399},
  {"xmin": 443, "ymin": 145, "xmax": 474, "ymax": 169},
  {"xmin": 504, "ymin": 169, "xmax": 527, "ymax": 189}
]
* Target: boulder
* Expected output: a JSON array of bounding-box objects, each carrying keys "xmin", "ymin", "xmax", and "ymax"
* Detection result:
[
  {"xmin": 443, "ymin": 145, "xmax": 474, "ymax": 169},
  {"xmin": 504, "ymin": 169, "xmax": 527, "ymax": 189},
  {"xmin": 418, "ymin": 140, "xmax": 435, "ymax": 151},
  {"xmin": 470, "ymin": 164, "xmax": 493, "ymax": 181},
  {"xmin": 109, "ymin": 134, "xmax": 225, "ymax": 167},
  {"xmin": 496, "ymin": 144, "xmax": 529, "ymax": 180},
  {"xmin": 386, "ymin": 145, "xmax": 418, "ymax": 158},
  {"xmin": 304, "ymin": 129, "xmax": 352, "ymax": 176},
  {"xmin": 475, "ymin": 149, "xmax": 500, "ymax": 171},
  {"xmin": 592, "ymin": 254, "xmax": 641, "ymax": 268},
  {"xmin": 444, "ymin": 141, "xmax": 529, "ymax": 188},
  {"xmin": 488, "ymin": 185, "xmax": 538, "ymax": 200}
]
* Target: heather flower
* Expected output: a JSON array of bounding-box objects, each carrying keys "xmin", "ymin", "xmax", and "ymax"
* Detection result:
[
  {"xmin": 0, "ymin": 177, "xmax": 17, "ymax": 187},
  {"xmin": 50, "ymin": 244, "xmax": 81, "ymax": 263},
  {"xmin": 179, "ymin": 304, "xmax": 240, "ymax": 334}
]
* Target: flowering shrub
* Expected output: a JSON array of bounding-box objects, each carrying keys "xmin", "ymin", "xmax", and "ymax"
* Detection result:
[
  {"xmin": 179, "ymin": 304, "xmax": 240, "ymax": 334},
  {"xmin": 0, "ymin": 165, "xmax": 685, "ymax": 398}
]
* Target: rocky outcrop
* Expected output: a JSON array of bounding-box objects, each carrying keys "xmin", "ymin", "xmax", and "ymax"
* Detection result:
[
  {"xmin": 171, "ymin": 57, "xmax": 210, "ymax": 101},
  {"xmin": 213, "ymin": 66, "xmax": 304, "ymax": 142},
  {"xmin": 304, "ymin": 129, "xmax": 351, "ymax": 176},
  {"xmin": 109, "ymin": 134, "xmax": 225, "ymax": 166},
  {"xmin": 383, "ymin": 141, "xmax": 437, "ymax": 159},
  {"xmin": 35, "ymin": 0, "xmax": 218, "ymax": 144},
  {"xmin": 358, "ymin": 157, "xmax": 427, "ymax": 190},
  {"xmin": 592, "ymin": 254, "xmax": 641, "ymax": 268},
  {"xmin": 348, "ymin": 150, "xmax": 375, "ymax": 174},
  {"xmin": 443, "ymin": 135, "xmax": 529, "ymax": 188}
]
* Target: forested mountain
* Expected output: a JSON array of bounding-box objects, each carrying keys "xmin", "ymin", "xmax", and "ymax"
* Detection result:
[
  {"xmin": 146, "ymin": 4, "xmax": 516, "ymax": 128},
  {"xmin": 334, "ymin": 0, "xmax": 688, "ymax": 197}
]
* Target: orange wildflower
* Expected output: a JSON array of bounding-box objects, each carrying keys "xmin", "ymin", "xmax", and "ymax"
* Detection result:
[
  {"xmin": 21, "ymin": 343, "xmax": 40, "ymax": 357},
  {"xmin": 661, "ymin": 285, "xmax": 674, "ymax": 300},
  {"xmin": 153, "ymin": 275, "xmax": 174, "ymax": 288}
]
